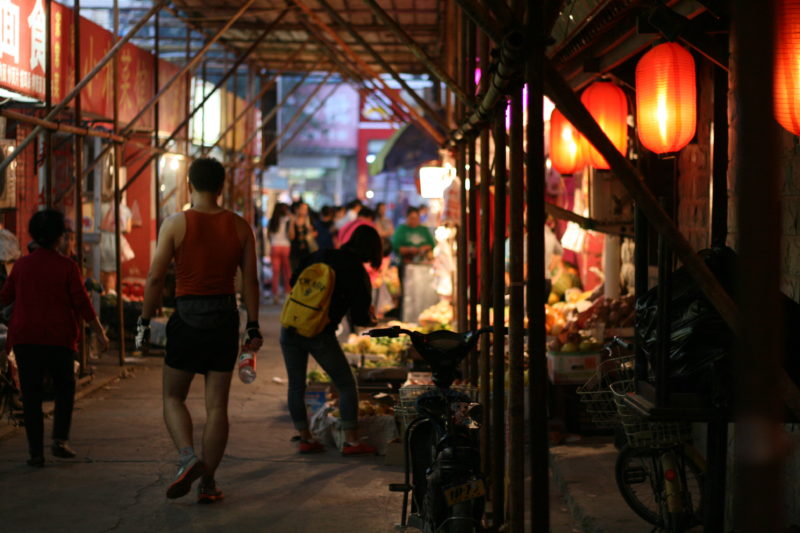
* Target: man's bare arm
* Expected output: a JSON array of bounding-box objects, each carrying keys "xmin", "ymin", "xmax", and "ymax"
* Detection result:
[{"xmin": 141, "ymin": 215, "xmax": 179, "ymax": 319}]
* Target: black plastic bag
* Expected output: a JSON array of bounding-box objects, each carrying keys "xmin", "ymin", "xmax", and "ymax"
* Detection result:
[
  {"xmin": 637, "ymin": 246, "xmax": 800, "ymax": 388},
  {"xmin": 636, "ymin": 247, "xmax": 736, "ymax": 379}
]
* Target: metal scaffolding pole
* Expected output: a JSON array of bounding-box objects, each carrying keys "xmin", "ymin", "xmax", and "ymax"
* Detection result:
[
  {"xmin": 261, "ymin": 72, "xmax": 335, "ymax": 160},
  {"xmin": 290, "ymin": 0, "xmax": 445, "ymax": 146},
  {"xmin": 360, "ymin": 0, "xmax": 471, "ymax": 106},
  {"xmin": 456, "ymin": 8, "xmax": 468, "ymax": 339},
  {"xmin": 105, "ymin": 4, "xmax": 282, "ymax": 195},
  {"xmin": 732, "ymin": 1, "xmax": 786, "ymax": 530},
  {"xmin": 491, "ymin": 106, "xmax": 507, "ymax": 530},
  {"xmin": 315, "ymin": 0, "xmax": 447, "ymax": 133},
  {"xmin": 541, "ymin": 58, "xmax": 800, "ymax": 415},
  {"xmin": 477, "ymin": 28, "xmax": 492, "ymax": 488},
  {"xmin": 276, "ymin": 84, "xmax": 339, "ymax": 156},
  {"xmin": 232, "ymin": 67, "xmax": 323, "ymax": 163},
  {"xmin": 44, "ymin": 0, "xmax": 53, "ymax": 207},
  {"xmin": 507, "ymin": 82, "xmax": 525, "ymax": 533},
  {"xmin": 467, "ymin": 16, "xmax": 479, "ymax": 386},
  {"xmin": 200, "ymin": 46, "xmax": 308, "ymax": 156},
  {"xmin": 74, "ymin": 0, "xmax": 86, "ymax": 374},
  {"xmin": 526, "ymin": 1, "xmax": 549, "ymax": 531},
  {"xmin": 113, "ymin": 0, "xmax": 124, "ymax": 366},
  {"xmin": 0, "ymin": 0, "xmax": 167, "ymax": 176},
  {"xmin": 153, "ymin": 8, "xmax": 160, "ymax": 231},
  {"xmin": 121, "ymin": 0, "xmax": 257, "ymax": 136}
]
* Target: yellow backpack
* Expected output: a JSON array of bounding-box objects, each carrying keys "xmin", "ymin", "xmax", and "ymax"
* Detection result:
[{"xmin": 280, "ymin": 262, "xmax": 336, "ymax": 337}]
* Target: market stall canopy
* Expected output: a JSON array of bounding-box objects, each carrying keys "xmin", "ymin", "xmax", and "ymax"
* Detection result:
[{"xmin": 368, "ymin": 123, "xmax": 440, "ymax": 175}]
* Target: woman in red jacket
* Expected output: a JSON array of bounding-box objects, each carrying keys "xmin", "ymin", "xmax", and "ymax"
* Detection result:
[{"xmin": 1, "ymin": 209, "xmax": 109, "ymax": 466}]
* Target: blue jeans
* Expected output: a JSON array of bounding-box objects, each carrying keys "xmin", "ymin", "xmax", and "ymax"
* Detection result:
[{"xmin": 279, "ymin": 327, "xmax": 358, "ymax": 431}]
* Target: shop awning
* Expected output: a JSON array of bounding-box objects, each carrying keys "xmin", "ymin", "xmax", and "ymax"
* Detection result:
[{"xmin": 368, "ymin": 123, "xmax": 440, "ymax": 175}]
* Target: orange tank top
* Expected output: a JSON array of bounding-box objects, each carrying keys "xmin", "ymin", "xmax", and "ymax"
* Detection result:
[{"xmin": 175, "ymin": 210, "xmax": 244, "ymax": 297}]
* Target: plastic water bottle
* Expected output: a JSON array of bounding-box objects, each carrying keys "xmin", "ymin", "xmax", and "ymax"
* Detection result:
[{"xmin": 238, "ymin": 351, "xmax": 257, "ymax": 384}]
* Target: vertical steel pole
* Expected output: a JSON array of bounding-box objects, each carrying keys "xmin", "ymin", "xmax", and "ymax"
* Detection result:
[
  {"xmin": 74, "ymin": 0, "xmax": 86, "ymax": 373},
  {"xmin": 456, "ymin": 8, "xmax": 468, "ymax": 338},
  {"xmin": 527, "ymin": 2, "xmax": 549, "ymax": 530},
  {"xmin": 491, "ymin": 107, "xmax": 507, "ymax": 530},
  {"xmin": 113, "ymin": 0, "xmax": 124, "ymax": 365},
  {"xmin": 732, "ymin": 1, "xmax": 785, "ymax": 530},
  {"xmin": 467, "ymin": 17, "xmax": 479, "ymax": 386},
  {"xmin": 184, "ymin": 26, "xmax": 191, "ymax": 157},
  {"xmin": 507, "ymin": 81, "xmax": 525, "ymax": 533},
  {"xmin": 153, "ymin": 8, "xmax": 161, "ymax": 230},
  {"xmin": 231, "ymin": 61, "xmax": 238, "ymax": 211},
  {"xmin": 201, "ymin": 61, "xmax": 207, "ymax": 151},
  {"xmin": 477, "ymin": 29, "xmax": 492, "ymax": 497},
  {"xmin": 45, "ymin": 0, "xmax": 53, "ymax": 207}
]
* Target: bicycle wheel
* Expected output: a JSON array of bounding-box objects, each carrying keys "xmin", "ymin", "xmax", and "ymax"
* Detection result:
[
  {"xmin": 615, "ymin": 445, "xmax": 705, "ymax": 528},
  {"xmin": 615, "ymin": 445, "xmax": 663, "ymax": 526}
]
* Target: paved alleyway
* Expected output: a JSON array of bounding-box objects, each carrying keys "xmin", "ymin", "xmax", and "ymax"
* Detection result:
[{"xmin": 0, "ymin": 307, "xmax": 582, "ymax": 533}]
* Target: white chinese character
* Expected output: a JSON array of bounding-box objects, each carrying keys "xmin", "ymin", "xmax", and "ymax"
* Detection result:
[
  {"xmin": 0, "ymin": 0, "xmax": 19, "ymax": 64},
  {"xmin": 28, "ymin": 0, "xmax": 45, "ymax": 71}
]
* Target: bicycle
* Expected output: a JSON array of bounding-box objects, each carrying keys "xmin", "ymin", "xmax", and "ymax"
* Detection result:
[
  {"xmin": 577, "ymin": 337, "xmax": 706, "ymax": 532},
  {"xmin": 0, "ymin": 326, "xmax": 23, "ymax": 426},
  {"xmin": 365, "ymin": 325, "xmax": 496, "ymax": 533}
]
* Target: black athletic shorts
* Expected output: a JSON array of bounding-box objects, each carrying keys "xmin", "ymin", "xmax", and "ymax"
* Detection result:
[{"xmin": 165, "ymin": 295, "xmax": 240, "ymax": 374}]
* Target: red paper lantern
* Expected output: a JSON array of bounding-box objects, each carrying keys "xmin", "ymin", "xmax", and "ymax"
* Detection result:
[
  {"xmin": 775, "ymin": 0, "xmax": 800, "ymax": 136},
  {"xmin": 549, "ymin": 108, "xmax": 584, "ymax": 175},
  {"xmin": 580, "ymin": 81, "xmax": 628, "ymax": 169},
  {"xmin": 636, "ymin": 42, "xmax": 697, "ymax": 154}
]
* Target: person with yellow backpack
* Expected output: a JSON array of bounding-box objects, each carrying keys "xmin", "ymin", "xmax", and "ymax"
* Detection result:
[{"xmin": 280, "ymin": 225, "xmax": 383, "ymax": 455}]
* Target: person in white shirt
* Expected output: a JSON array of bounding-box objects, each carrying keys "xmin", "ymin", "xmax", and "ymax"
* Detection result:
[{"xmin": 268, "ymin": 203, "xmax": 292, "ymax": 303}]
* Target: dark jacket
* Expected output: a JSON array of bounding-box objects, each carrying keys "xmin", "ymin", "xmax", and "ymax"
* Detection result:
[{"xmin": 291, "ymin": 248, "xmax": 372, "ymax": 331}]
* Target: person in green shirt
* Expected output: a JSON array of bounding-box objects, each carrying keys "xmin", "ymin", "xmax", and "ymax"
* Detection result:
[{"xmin": 392, "ymin": 206, "xmax": 436, "ymax": 265}]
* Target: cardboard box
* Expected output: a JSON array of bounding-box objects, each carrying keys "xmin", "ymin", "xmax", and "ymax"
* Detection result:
[{"xmin": 546, "ymin": 351, "xmax": 601, "ymax": 385}]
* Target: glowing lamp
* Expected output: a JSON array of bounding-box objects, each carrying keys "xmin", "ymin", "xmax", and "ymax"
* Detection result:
[
  {"xmin": 775, "ymin": 0, "xmax": 800, "ymax": 135},
  {"xmin": 635, "ymin": 42, "xmax": 697, "ymax": 154},
  {"xmin": 580, "ymin": 81, "xmax": 628, "ymax": 170},
  {"xmin": 419, "ymin": 166, "xmax": 453, "ymax": 199},
  {"xmin": 549, "ymin": 108, "xmax": 584, "ymax": 175}
]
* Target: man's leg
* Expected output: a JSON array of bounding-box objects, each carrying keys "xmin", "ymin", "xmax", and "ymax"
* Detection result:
[
  {"xmin": 162, "ymin": 365, "xmax": 195, "ymax": 450},
  {"xmin": 200, "ymin": 370, "xmax": 232, "ymax": 481}
]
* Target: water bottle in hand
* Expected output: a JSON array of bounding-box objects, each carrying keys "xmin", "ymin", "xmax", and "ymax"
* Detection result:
[{"xmin": 238, "ymin": 350, "xmax": 257, "ymax": 384}]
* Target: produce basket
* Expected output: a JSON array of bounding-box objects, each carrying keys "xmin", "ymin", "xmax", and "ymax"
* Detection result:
[
  {"xmin": 395, "ymin": 385, "xmax": 478, "ymax": 432},
  {"xmin": 576, "ymin": 355, "xmax": 635, "ymax": 428},
  {"xmin": 609, "ymin": 379, "xmax": 692, "ymax": 448}
]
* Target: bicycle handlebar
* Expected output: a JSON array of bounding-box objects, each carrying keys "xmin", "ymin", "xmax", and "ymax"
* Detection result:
[
  {"xmin": 605, "ymin": 336, "xmax": 633, "ymax": 351},
  {"xmin": 363, "ymin": 326, "xmax": 410, "ymax": 338},
  {"xmin": 364, "ymin": 325, "xmax": 499, "ymax": 339}
]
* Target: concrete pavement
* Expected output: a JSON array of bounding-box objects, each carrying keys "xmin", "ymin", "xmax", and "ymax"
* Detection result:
[{"xmin": 0, "ymin": 306, "xmax": 592, "ymax": 533}]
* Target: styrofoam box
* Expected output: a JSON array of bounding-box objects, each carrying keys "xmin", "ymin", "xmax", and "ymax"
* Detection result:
[{"xmin": 546, "ymin": 350, "xmax": 602, "ymax": 385}]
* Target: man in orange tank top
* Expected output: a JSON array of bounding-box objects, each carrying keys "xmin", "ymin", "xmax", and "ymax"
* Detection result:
[{"xmin": 136, "ymin": 158, "xmax": 262, "ymax": 503}]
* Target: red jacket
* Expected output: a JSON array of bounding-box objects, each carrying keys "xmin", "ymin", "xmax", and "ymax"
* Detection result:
[{"xmin": 1, "ymin": 248, "xmax": 97, "ymax": 352}]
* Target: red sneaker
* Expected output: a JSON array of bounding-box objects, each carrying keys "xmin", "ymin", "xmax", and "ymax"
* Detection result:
[
  {"xmin": 298, "ymin": 439, "xmax": 325, "ymax": 454},
  {"xmin": 341, "ymin": 441, "xmax": 377, "ymax": 456},
  {"xmin": 197, "ymin": 480, "xmax": 224, "ymax": 504}
]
